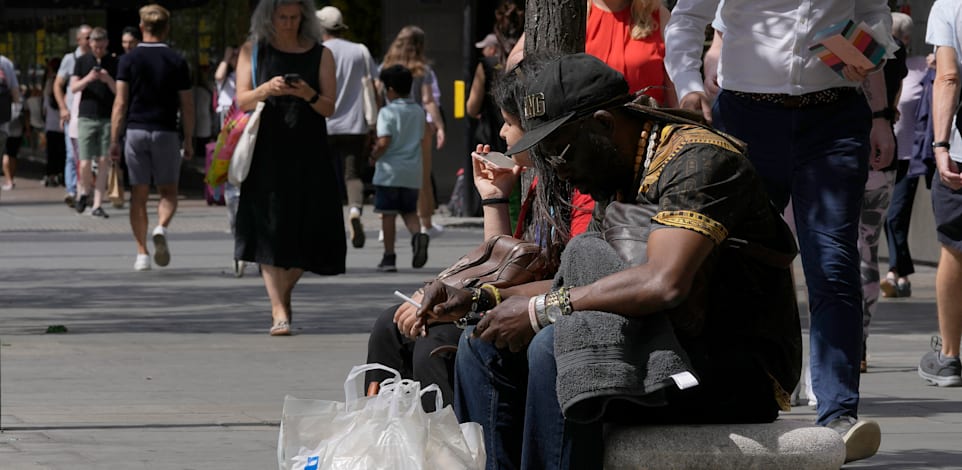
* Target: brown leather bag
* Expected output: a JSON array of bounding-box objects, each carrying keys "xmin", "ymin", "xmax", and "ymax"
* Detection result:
[{"xmin": 436, "ymin": 234, "xmax": 552, "ymax": 289}]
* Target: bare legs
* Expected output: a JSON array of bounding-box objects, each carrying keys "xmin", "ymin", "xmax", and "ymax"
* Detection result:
[
  {"xmin": 77, "ymin": 156, "xmax": 110, "ymax": 209},
  {"xmin": 417, "ymin": 123, "xmax": 436, "ymax": 231},
  {"xmin": 936, "ymin": 246, "xmax": 962, "ymax": 357},
  {"xmin": 261, "ymin": 265, "xmax": 304, "ymax": 326},
  {"xmin": 381, "ymin": 211, "xmax": 421, "ymax": 255},
  {"xmin": 2, "ymin": 153, "xmax": 16, "ymax": 187},
  {"xmin": 128, "ymin": 183, "xmax": 179, "ymax": 255}
]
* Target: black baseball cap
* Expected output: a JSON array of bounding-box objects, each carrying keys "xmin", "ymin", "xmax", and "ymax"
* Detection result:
[{"xmin": 505, "ymin": 53, "xmax": 631, "ymax": 156}]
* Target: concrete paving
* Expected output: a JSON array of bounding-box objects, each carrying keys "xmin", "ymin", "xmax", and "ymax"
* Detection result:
[{"xmin": 1, "ymin": 172, "xmax": 960, "ymax": 469}]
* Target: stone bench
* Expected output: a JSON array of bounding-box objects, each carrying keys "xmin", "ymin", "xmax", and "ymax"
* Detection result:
[{"xmin": 604, "ymin": 419, "xmax": 845, "ymax": 469}]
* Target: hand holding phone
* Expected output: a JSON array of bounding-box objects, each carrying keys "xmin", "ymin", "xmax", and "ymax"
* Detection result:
[
  {"xmin": 477, "ymin": 151, "xmax": 516, "ymax": 169},
  {"xmin": 283, "ymin": 73, "xmax": 302, "ymax": 85}
]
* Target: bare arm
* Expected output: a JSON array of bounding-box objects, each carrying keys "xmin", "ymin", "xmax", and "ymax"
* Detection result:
[
  {"xmin": 422, "ymin": 81, "xmax": 446, "ymax": 149},
  {"xmin": 568, "ymin": 227, "xmax": 713, "ymax": 316},
  {"xmin": 214, "ymin": 47, "xmax": 233, "ymax": 84},
  {"xmin": 312, "ymin": 47, "xmax": 337, "ymax": 117},
  {"xmin": 179, "ymin": 89, "xmax": 195, "ymax": 160},
  {"xmin": 465, "ymin": 63, "xmax": 486, "ymax": 118},
  {"xmin": 109, "ymin": 81, "xmax": 128, "ymax": 145},
  {"xmin": 862, "ymin": 70, "xmax": 896, "ymax": 170},
  {"xmin": 371, "ymin": 135, "xmax": 391, "ymax": 160},
  {"xmin": 932, "ymin": 46, "xmax": 962, "ymax": 189},
  {"xmin": 53, "ymin": 74, "xmax": 69, "ymax": 129},
  {"xmin": 235, "ymin": 41, "xmax": 273, "ymax": 111}
]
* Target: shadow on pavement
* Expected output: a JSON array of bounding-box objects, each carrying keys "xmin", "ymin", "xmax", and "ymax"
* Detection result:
[{"xmin": 1, "ymin": 267, "xmax": 425, "ymax": 336}]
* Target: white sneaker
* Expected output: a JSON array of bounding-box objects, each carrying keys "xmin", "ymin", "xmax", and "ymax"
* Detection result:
[
  {"xmin": 152, "ymin": 226, "xmax": 170, "ymax": 267},
  {"xmin": 425, "ymin": 223, "xmax": 444, "ymax": 238},
  {"xmin": 134, "ymin": 254, "xmax": 151, "ymax": 271}
]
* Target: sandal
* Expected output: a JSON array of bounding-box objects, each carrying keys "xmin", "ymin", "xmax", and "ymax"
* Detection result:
[{"xmin": 270, "ymin": 320, "xmax": 292, "ymax": 336}]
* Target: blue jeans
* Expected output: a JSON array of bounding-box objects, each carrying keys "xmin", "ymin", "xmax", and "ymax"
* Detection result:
[
  {"xmin": 454, "ymin": 325, "xmax": 602, "ymax": 470},
  {"xmin": 714, "ymin": 90, "xmax": 869, "ymax": 425},
  {"xmin": 64, "ymin": 132, "xmax": 77, "ymax": 197},
  {"xmin": 884, "ymin": 160, "xmax": 918, "ymax": 276}
]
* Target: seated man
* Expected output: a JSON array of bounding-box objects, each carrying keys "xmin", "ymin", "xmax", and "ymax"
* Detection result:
[{"xmin": 417, "ymin": 53, "xmax": 803, "ymax": 469}]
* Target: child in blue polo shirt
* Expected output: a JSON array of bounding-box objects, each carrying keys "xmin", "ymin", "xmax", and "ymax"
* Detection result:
[{"xmin": 371, "ymin": 65, "xmax": 427, "ymax": 272}]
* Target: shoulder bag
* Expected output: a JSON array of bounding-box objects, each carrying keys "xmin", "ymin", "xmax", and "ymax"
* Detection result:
[
  {"xmin": 436, "ymin": 234, "xmax": 551, "ymax": 289},
  {"xmin": 226, "ymin": 42, "xmax": 264, "ymax": 186}
]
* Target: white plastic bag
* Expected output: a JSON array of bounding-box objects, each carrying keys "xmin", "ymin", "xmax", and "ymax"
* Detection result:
[
  {"xmin": 227, "ymin": 101, "xmax": 264, "ymax": 186},
  {"xmin": 277, "ymin": 364, "xmax": 485, "ymax": 470}
]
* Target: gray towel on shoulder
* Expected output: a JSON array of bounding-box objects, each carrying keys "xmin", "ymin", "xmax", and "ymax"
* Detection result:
[{"xmin": 552, "ymin": 234, "xmax": 696, "ymax": 424}]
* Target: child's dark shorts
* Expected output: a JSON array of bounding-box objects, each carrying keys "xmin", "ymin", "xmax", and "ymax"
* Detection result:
[{"xmin": 374, "ymin": 186, "xmax": 419, "ymax": 214}]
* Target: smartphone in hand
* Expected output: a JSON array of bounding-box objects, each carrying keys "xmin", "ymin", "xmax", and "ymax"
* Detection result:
[
  {"xmin": 283, "ymin": 73, "xmax": 302, "ymax": 85},
  {"xmin": 478, "ymin": 151, "xmax": 516, "ymax": 169}
]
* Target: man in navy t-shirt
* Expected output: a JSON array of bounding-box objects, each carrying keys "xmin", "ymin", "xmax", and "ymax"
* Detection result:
[{"xmin": 110, "ymin": 3, "xmax": 194, "ymax": 271}]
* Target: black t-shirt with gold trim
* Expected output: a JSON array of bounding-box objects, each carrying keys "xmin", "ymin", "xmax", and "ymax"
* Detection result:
[{"xmin": 595, "ymin": 122, "xmax": 802, "ymax": 403}]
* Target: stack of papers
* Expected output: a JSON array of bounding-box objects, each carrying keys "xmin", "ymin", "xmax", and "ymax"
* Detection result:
[{"xmin": 809, "ymin": 20, "xmax": 887, "ymax": 76}]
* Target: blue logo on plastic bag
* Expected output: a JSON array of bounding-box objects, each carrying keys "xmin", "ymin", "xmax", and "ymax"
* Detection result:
[{"xmin": 305, "ymin": 456, "xmax": 319, "ymax": 470}]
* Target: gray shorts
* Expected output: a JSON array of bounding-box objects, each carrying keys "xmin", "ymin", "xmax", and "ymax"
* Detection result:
[
  {"xmin": 125, "ymin": 129, "xmax": 182, "ymax": 186},
  {"xmin": 933, "ymin": 177, "xmax": 962, "ymax": 252}
]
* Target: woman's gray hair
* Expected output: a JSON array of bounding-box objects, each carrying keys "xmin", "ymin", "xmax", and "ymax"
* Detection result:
[
  {"xmin": 891, "ymin": 12, "xmax": 913, "ymax": 41},
  {"xmin": 249, "ymin": 0, "xmax": 323, "ymax": 45}
]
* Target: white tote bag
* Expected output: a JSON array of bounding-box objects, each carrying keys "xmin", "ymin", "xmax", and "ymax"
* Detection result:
[
  {"xmin": 227, "ymin": 100, "xmax": 264, "ymax": 186},
  {"xmin": 277, "ymin": 364, "xmax": 485, "ymax": 470}
]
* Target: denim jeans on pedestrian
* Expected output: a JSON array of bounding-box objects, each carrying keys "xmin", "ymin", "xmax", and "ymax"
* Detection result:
[
  {"xmin": 454, "ymin": 325, "xmax": 602, "ymax": 470},
  {"xmin": 713, "ymin": 89, "xmax": 870, "ymax": 426},
  {"xmin": 884, "ymin": 160, "xmax": 918, "ymax": 276},
  {"xmin": 64, "ymin": 132, "xmax": 77, "ymax": 197}
]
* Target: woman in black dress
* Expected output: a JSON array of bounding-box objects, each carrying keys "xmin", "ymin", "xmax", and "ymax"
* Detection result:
[{"xmin": 235, "ymin": 0, "xmax": 345, "ymax": 336}]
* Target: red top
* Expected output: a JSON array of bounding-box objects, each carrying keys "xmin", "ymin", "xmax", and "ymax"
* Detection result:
[{"xmin": 586, "ymin": 2, "xmax": 666, "ymax": 103}]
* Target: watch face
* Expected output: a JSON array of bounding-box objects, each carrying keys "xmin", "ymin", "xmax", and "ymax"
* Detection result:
[{"xmin": 546, "ymin": 305, "xmax": 562, "ymax": 323}]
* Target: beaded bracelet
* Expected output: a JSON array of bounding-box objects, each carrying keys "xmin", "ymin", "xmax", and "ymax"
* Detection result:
[{"xmin": 479, "ymin": 284, "xmax": 502, "ymax": 305}]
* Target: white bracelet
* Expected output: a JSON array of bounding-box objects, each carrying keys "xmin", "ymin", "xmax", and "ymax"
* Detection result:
[{"xmin": 528, "ymin": 296, "xmax": 541, "ymax": 333}]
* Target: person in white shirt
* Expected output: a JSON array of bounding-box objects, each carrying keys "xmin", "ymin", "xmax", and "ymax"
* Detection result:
[
  {"xmin": 0, "ymin": 54, "xmax": 23, "ymax": 191},
  {"xmin": 317, "ymin": 6, "xmax": 380, "ymax": 249},
  {"xmin": 664, "ymin": 0, "xmax": 895, "ymax": 463},
  {"xmin": 53, "ymin": 24, "xmax": 92, "ymax": 207},
  {"xmin": 918, "ymin": 0, "xmax": 962, "ymax": 390}
]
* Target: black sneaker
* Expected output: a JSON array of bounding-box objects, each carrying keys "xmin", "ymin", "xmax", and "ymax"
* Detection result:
[
  {"xmin": 350, "ymin": 216, "xmax": 366, "ymax": 248},
  {"xmin": 64, "ymin": 194, "xmax": 75, "ymax": 208},
  {"xmin": 75, "ymin": 194, "xmax": 89, "ymax": 213},
  {"xmin": 411, "ymin": 233, "xmax": 430, "ymax": 268},
  {"xmin": 377, "ymin": 253, "xmax": 397, "ymax": 272},
  {"xmin": 90, "ymin": 207, "xmax": 109, "ymax": 218},
  {"xmin": 826, "ymin": 415, "xmax": 881, "ymax": 463},
  {"xmin": 919, "ymin": 346, "xmax": 962, "ymax": 387}
]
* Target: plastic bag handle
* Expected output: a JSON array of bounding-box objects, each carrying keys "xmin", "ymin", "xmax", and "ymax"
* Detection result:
[
  {"xmin": 344, "ymin": 363, "xmax": 401, "ymax": 403},
  {"xmin": 419, "ymin": 383, "xmax": 444, "ymax": 412}
]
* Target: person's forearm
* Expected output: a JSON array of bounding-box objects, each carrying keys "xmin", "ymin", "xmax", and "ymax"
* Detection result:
[
  {"xmin": 69, "ymin": 76, "xmax": 89, "ymax": 94},
  {"xmin": 932, "ymin": 60, "xmax": 960, "ymax": 144},
  {"xmin": 862, "ymin": 71, "xmax": 889, "ymax": 113},
  {"xmin": 214, "ymin": 60, "xmax": 229, "ymax": 83},
  {"xmin": 424, "ymin": 101, "xmax": 444, "ymax": 132},
  {"xmin": 110, "ymin": 99, "xmax": 127, "ymax": 144},
  {"xmin": 180, "ymin": 96, "xmax": 195, "ymax": 142},
  {"xmin": 53, "ymin": 76, "xmax": 68, "ymax": 110},
  {"xmin": 236, "ymin": 85, "xmax": 268, "ymax": 111},
  {"xmin": 482, "ymin": 204, "xmax": 512, "ymax": 240}
]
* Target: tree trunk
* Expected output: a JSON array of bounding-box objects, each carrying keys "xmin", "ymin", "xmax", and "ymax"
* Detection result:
[{"xmin": 524, "ymin": 0, "xmax": 586, "ymax": 56}]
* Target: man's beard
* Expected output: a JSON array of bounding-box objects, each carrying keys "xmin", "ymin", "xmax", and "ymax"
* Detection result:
[{"xmin": 578, "ymin": 131, "xmax": 622, "ymax": 201}]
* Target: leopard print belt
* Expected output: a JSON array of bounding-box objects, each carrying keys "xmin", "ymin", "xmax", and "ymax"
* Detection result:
[{"xmin": 729, "ymin": 87, "xmax": 858, "ymax": 108}]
